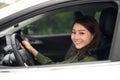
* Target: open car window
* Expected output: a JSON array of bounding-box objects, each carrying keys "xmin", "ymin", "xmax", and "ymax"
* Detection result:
[{"xmin": 27, "ymin": 11, "xmax": 73, "ymax": 35}]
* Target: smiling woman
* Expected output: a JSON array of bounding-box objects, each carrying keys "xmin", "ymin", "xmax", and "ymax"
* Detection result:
[{"xmin": 21, "ymin": 16, "xmax": 101, "ymax": 65}]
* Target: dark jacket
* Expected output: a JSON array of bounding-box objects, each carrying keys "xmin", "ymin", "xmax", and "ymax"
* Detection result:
[{"xmin": 35, "ymin": 52, "xmax": 97, "ymax": 65}]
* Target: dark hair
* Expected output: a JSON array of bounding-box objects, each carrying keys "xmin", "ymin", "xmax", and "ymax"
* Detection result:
[{"xmin": 71, "ymin": 16, "xmax": 101, "ymax": 57}]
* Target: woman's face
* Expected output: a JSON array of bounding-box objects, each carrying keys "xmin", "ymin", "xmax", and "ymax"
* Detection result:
[{"xmin": 71, "ymin": 23, "xmax": 94, "ymax": 49}]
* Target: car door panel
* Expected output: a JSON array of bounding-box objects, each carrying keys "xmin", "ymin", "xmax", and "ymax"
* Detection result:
[{"xmin": 25, "ymin": 34, "xmax": 72, "ymax": 62}]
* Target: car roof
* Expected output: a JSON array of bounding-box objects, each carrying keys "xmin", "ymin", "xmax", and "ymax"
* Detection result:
[
  {"xmin": 0, "ymin": 0, "xmax": 117, "ymax": 32},
  {"xmin": 0, "ymin": 0, "xmax": 71, "ymax": 20},
  {"xmin": 0, "ymin": 0, "xmax": 71, "ymax": 30},
  {"xmin": 0, "ymin": 0, "xmax": 50, "ymax": 19}
]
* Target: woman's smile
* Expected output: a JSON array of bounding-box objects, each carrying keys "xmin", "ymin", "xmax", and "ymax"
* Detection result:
[{"xmin": 71, "ymin": 23, "xmax": 94, "ymax": 49}]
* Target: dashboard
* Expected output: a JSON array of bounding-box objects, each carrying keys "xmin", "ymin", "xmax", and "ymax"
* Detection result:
[
  {"xmin": 0, "ymin": 36, "xmax": 6, "ymax": 47},
  {"xmin": 0, "ymin": 35, "xmax": 15, "ymax": 66}
]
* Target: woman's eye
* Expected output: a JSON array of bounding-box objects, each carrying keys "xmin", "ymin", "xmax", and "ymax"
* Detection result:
[
  {"xmin": 79, "ymin": 32, "xmax": 85, "ymax": 35},
  {"xmin": 72, "ymin": 31, "xmax": 76, "ymax": 34}
]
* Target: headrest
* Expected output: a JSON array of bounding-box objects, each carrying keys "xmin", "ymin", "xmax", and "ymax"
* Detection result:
[
  {"xmin": 74, "ymin": 11, "xmax": 84, "ymax": 20},
  {"xmin": 99, "ymin": 7, "xmax": 117, "ymax": 40}
]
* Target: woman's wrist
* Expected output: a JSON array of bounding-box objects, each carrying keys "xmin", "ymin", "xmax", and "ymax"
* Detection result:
[{"xmin": 30, "ymin": 47, "xmax": 38, "ymax": 56}]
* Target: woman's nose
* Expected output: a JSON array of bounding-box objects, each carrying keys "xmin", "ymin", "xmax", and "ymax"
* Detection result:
[{"xmin": 74, "ymin": 34, "xmax": 80, "ymax": 40}]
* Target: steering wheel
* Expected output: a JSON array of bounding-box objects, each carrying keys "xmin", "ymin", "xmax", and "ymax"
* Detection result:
[{"xmin": 11, "ymin": 33, "xmax": 35, "ymax": 66}]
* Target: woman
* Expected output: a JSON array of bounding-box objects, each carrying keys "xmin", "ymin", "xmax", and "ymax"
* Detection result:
[{"xmin": 22, "ymin": 16, "xmax": 101, "ymax": 64}]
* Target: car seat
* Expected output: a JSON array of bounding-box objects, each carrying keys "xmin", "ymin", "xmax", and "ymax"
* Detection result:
[
  {"xmin": 95, "ymin": 7, "xmax": 117, "ymax": 60},
  {"xmin": 65, "ymin": 8, "xmax": 117, "ymax": 60}
]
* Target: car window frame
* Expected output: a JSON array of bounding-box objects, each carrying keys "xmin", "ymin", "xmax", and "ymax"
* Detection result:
[
  {"xmin": 109, "ymin": 4, "xmax": 120, "ymax": 61},
  {"xmin": 0, "ymin": 0, "xmax": 120, "ymax": 68}
]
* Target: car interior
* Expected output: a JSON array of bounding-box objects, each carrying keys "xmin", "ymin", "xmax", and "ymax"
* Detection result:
[
  {"xmin": 0, "ymin": 2, "xmax": 118, "ymax": 67},
  {"xmin": 95, "ymin": 7, "xmax": 117, "ymax": 60}
]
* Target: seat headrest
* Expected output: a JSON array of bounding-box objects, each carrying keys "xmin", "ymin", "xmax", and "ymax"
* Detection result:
[
  {"xmin": 74, "ymin": 11, "xmax": 84, "ymax": 20},
  {"xmin": 99, "ymin": 7, "xmax": 117, "ymax": 40}
]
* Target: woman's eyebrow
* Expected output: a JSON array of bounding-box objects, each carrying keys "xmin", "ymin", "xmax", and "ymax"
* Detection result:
[
  {"xmin": 78, "ymin": 29, "xmax": 86, "ymax": 31},
  {"xmin": 72, "ymin": 29, "xmax": 86, "ymax": 32}
]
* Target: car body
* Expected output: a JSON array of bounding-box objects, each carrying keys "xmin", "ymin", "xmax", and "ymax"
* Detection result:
[{"xmin": 0, "ymin": 0, "xmax": 120, "ymax": 80}]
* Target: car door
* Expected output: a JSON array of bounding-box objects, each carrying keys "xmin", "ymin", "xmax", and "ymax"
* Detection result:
[
  {"xmin": 4, "ymin": 0, "xmax": 118, "ymax": 63},
  {"xmin": 0, "ymin": 0, "xmax": 120, "ymax": 73},
  {"xmin": 18, "ymin": 0, "xmax": 119, "ymax": 63}
]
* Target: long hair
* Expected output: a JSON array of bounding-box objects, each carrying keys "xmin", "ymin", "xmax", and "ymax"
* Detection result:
[{"xmin": 70, "ymin": 16, "xmax": 101, "ymax": 57}]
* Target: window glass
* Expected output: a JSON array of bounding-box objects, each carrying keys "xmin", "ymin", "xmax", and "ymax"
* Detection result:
[{"xmin": 94, "ymin": 11, "xmax": 101, "ymax": 23}]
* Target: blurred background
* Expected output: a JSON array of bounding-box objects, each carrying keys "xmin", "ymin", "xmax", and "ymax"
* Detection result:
[{"xmin": 0, "ymin": 0, "xmax": 20, "ymax": 8}]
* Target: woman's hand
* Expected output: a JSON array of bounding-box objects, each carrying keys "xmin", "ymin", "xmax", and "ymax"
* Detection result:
[{"xmin": 22, "ymin": 40, "xmax": 38, "ymax": 56}]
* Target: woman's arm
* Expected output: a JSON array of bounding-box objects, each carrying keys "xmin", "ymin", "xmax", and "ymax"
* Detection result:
[
  {"xmin": 22, "ymin": 40, "xmax": 38, "ymax": 56},
  {"xmin": 22, "ymin": 40, "xmax": 54, "ymax": 64}
]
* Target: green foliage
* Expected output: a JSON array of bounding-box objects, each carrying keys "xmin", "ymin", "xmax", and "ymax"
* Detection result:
[{"xmin": 29, "ymin": 12, "xmax": 74, "ymax": 35}]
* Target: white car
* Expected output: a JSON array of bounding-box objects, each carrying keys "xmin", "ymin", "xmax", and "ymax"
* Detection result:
[{"xmin": 0, "ymin": 0, "xmax": 120, "ymax": 80}]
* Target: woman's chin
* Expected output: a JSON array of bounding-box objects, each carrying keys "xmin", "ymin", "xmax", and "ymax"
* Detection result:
[{"xmin": 75, "ymin": 46, "xmax": 83, "ymax": 49}]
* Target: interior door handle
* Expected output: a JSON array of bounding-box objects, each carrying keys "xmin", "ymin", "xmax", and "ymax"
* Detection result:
[{"xmin": 30, "ymin": 40, "xmax": 43, "ymax": 44}]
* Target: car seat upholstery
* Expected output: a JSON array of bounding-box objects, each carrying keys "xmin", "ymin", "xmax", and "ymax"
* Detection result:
[{"xmin": 95, "ymin": 7, "xmax": 117, "ymax": 60}]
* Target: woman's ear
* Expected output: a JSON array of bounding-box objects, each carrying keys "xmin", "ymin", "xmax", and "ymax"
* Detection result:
[{"xmin": 91, "ymin": 34, "xmax": 95, "ymax": 40}]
